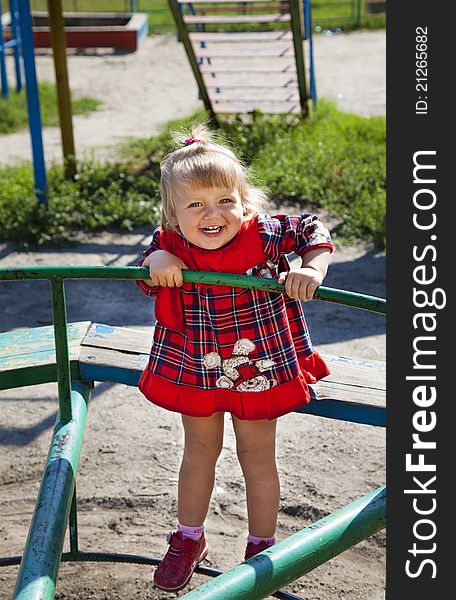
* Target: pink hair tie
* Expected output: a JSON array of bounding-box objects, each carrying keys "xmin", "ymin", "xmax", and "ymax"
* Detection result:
[{"xmin": 183, "ymin": 138, "xmax": 203, "ymax": 146}]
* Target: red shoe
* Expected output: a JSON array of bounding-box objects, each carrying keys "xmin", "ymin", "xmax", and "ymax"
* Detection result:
[
  {"xmin": 153, "ymin": 531, "xmax": 208, "ymax": 592},
  {"xmin": 244, "ymin": 539, "xmax": 275, "ymax": 561}
]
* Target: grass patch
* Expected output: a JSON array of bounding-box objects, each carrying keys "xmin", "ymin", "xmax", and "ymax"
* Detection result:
[
  {"xmin": 0, "ymin": 81, "xmax": 102, "ymax": 134},
  {"xmin": 222, "ymin": 103, "xmax": 386, "ymax": 246},
  {"xmin": 0, "ymin": 101, "xmax": 385, "ymax": 248}
]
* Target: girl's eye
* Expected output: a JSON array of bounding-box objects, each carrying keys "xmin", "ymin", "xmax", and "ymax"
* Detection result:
[
  {"xmin": 189, "ymin": 202, "xmax": 202, "ymax": 208},
  {"xmin": 220, "ymin": 198, "xmax": 232, "ymax": 204}
]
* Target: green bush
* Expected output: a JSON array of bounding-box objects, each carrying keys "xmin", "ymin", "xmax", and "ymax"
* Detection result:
[
  {"xmin": 219, "ymin": 102, "xmax": 385, "ymax": 245},
  {"xmin": 0, "ymin": 101, "xmax": 385, "ymax": 248},
  {"xmin": 0, "ymin": 161, "xmax": 160, "ymax": 246}
]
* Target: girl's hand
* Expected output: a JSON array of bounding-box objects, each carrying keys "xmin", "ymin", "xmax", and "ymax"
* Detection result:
[
  {"xmin": 278, "ymin": 267, "xmax": 323, "ymax": 301},
  {"xmin": 143, "ymin": 250, "xmax": 189, "ymax": 288},
  {"xmin": 278, "ymin": 247, "xmax": 331, "ymax": 301}
]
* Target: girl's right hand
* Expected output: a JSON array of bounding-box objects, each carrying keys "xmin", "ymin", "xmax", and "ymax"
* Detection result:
[{"xmin": 143, "ymin": 250, "xmax": 189, "ymax": 288}]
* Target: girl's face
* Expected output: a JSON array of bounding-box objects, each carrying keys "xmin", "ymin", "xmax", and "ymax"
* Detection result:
[{"xmin": 172, "ymin": 186, "xmax": 244, "ymax": 250}]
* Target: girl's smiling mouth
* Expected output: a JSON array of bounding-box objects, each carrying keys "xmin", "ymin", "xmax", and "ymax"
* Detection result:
[{"xmin": 202, "ymin": 226, "xmax": 222, "ymax": 234}]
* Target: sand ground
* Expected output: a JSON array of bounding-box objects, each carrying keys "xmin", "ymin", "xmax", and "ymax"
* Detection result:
[{"xmin": 0, "ymin": 30, "xmax": 386, "ymax": 600}]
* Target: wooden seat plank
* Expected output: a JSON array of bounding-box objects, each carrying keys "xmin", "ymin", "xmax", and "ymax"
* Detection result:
[
  {"xmin": 79, "ymin": 322, "xmax": 150, "ymax": 386},
  {"xmin": 81, "ymin": 323, "xmax": 151, "ymax": 355},
  {"xmin": 0, "ymin": 322, "xmax": 91, "ymax": 390},
  {"xmin": 311, "ymin": 379, "xmax": 384, "ymax": 407},
  {"xmin": 79, "ymin": 346, "xmax": 148, "ymax": 387},
  {"xmin": 184, "ymin": 14, "xmax": 291, "ymax": 24},
  {"xmin": 321, "ymin": 354, "xmax": 385, "ymax": 391},
  {"xmin": 0, "ymin": 321, "xmax": 91, "ymax": 360},
  {"xmin": 307, "ymin": 355, "xmax": 385, "ymax": 425}
]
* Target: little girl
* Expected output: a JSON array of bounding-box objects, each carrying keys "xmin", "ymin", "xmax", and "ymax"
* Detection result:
[{"xmin": 136, "ymin": 124, "xmax": 333, "ymax": 592}]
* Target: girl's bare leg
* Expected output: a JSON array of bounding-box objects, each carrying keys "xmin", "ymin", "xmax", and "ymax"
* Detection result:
[
  {"xmin": 178, "ymin": 412, "xmax": 225, "ymax": 526},
  {"xmin": 232, "ymin": 416, "xmax": 279, "ymax": 537}
]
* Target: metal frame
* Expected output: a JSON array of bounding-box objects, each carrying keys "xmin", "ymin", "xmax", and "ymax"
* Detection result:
[
  {"xmin": 0, "ymin": 0, "xmax": 23, "ymax": 97},
  {"xmin": 303, "ymin": 0, "xmax": 317, "ymax": 103},
  {"xmin": 0, "ymin": 266, "xmax": 386, "ymax": 600},
  {"xmin": 17, "ymin": 0, "xmax": 48, "ymax": 203},
  {"xmin": 289, "ymin": 0, "xmax": 310, "ymax": 115}
]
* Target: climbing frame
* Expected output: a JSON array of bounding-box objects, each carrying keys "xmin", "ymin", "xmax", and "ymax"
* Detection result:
[{"xmin": 168, "ymin": 0, "xmax": 312, "ymax": 117}]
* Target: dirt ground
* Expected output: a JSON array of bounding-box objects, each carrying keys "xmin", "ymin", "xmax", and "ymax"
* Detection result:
[{"xmin": 0, "ymin": 30, "xmax": 385, "ymax": 600}]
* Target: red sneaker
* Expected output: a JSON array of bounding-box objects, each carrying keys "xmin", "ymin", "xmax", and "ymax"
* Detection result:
[
  {"xmin": 244, "ymin": 539, "xmax": 275, "ymax": 561},
  {"xmin": 153, "ymin": 531, "xmax": 208, "ymax": 592}
]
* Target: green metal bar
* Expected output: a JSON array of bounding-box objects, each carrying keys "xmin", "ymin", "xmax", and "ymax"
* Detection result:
[
  {"xmin": 183, "ymin": 270, "xmax": 386, "ymax": 314},
  {"xmin": 50, "ymin": 279, "xmax": 72, "ymax": 422},
  {"xmin": 181, "ymin": 485, "xmax": 386, "ymax": 600},
  {"xmin": 0, "ymin": 267, "xmax": 386, "ymax": 314},
  {"xmin": 13, "ymin": 381, "xmax": 91, "ymax": 600},
  {"xmin": 289, "ymin": 0, "xmax": 311, "ymax": 116},
  {"xmin": 356, "ymin": 0, "xmax": 362, "ymax": 28},
  {"xmin": 69, "ymin": 487, "xmax": 79, "ymax": 555}
]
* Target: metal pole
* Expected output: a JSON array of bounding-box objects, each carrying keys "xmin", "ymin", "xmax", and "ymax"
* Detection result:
[
  {"xmin": 304, "ymin": 0, "xmax": 316, "ymax": 104},
  {"xmin": 13, "ymin": 381, "xmax": 90, "ymax": 600},
  {"xmin": 10, "ymin": 0, "xmax": 24, "ymax": 92},
  {"xmin": 69, "ymin": 487, "xmax": 79, "ymax": 555},
  {"xmin": 17, "ymin": 0, "xmax": 48, "ymax": 204},
  {"xmin": 50, "ymin": 279, "xmax": 72, "ymax": 422},
  {"xmin": 356, "ymin": 0, "xmax": 362, "ymax": 28},
  {"xmin": 181, "ymin": 486, "xmax": 386, "ymax": 600},
  {"xmin": 47, "ymin": 0, "xmax": 76, "ymax": 180},
  {"xmin": 289, "ymin": 0, "xmax": 311, "ymax": 117}
]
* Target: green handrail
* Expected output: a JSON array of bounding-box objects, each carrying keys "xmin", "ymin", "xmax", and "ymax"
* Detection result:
[
  {"xmin": 13, "ymin": 381, "xmax": 90, "ymax": 600},
  {"xmin": 0, "ymin": 266, "xmax": 386, "ymax": 314},
  {"xmin": 181, "ymin": 485, "xmax": 386, "ymax": 600}
]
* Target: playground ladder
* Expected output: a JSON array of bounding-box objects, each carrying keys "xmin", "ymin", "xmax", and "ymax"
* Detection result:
[{"xmin": 168, "ymin": 0, "xmax": 312, "ymax": 117}]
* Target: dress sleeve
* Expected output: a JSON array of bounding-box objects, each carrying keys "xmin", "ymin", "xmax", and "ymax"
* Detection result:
[
  {"xmin": 258, "ymin": 213, "xmax": 333, "ymax": 263},
  {"xmin": 136, "ymin": 226, "xmax": 161, "ymax": 297}
]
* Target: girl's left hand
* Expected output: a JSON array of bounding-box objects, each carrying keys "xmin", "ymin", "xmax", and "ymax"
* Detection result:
[{"xmin": 278, "ymin": 267, "xmax": 323, "ymax": 301}]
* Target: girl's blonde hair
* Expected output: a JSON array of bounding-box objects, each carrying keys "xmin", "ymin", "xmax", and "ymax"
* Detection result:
[{"xmin": 159, "ymin": 123, "xmax": 268, "ymax": 231}]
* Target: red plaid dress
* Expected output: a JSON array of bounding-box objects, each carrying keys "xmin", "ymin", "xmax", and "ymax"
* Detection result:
[{"xmin": 136, "ymin": 213, "xmax": 333, "ymax": 420}]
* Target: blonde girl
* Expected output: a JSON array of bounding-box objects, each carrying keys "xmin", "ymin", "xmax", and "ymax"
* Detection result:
[{"xmin": 136, "ymin": 124, "xmax": 333, "ymax": 592}]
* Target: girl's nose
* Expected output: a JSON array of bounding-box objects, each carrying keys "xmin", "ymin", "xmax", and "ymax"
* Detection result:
[{"xmin": 203, "ymin": 205, "xmax": 220, "ymax": 219}]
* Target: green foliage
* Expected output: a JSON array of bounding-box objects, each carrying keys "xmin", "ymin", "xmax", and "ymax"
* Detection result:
[
  {"xmin": 0, "ymin": 101, "xmax": 385, "ymax": 248},
  {"xmin": 217, "ymin": 102, "xmax": 385, "ymax": 246},
  {"xmin": 0, "ymin": 81, "xmax": 102, "ymax": 134},
  {"xmin": 0, "ymin": 160, "xmax": 160, "ymax": 247}
]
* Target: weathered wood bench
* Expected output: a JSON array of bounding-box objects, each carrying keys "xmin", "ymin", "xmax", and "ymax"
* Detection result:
[{"xmin": 0, "ymin": 321, "xmax": 385, "ymax": 427}]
